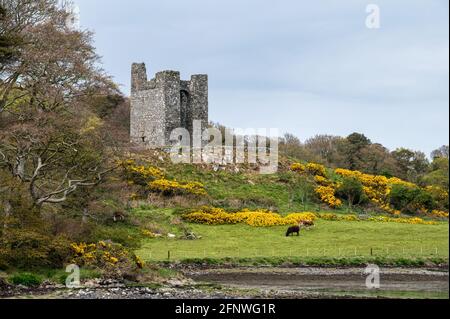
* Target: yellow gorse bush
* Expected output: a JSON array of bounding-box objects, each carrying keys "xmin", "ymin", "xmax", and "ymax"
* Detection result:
[
  {"xmin": 333, "ymin": 168, "xmax": 446, "ymax": 216},
  {"xmin": 305, "ymin": 163, "xmax": 327, "ymax": 177},
  {"xmin": 119, "ymin": 158, "xmax": 207, "ymax": 197},
  {"xmin": 291, "ymin": 162, "xmax": 341, "ymax": 208},
  {"xmin": 429, "ymin": 210, "xmax": 449, "ymax": 218},
  {"xmin": 367, "ymin": 216, "xmax": 437, "ymax": 225},
  {"xmin": 184, "ymin": 207, "xmax": 439, "ymax": 226},
  {"xmin": 291, "ymin": 164, "xmax": 448, "ymax": 216},
  {"xmin": 290, "ymin": 162, "xmax": 327, "ymax": 177},
  {"xmin": 314, "ymin": 175, "xmax": 331, "ymax": 186},
  {"xmin": 149, "ymin": 179, "xmax": 207, "ymax": 196},
  {"xmin": 183, "ymin": 207, "xmax": 316, "ymax": 227},
  {"xmin": 69, "ymin": 241, "xmax": 145, "ymax": 269},
  {"xmin": 119, "ymin": 159, "xmax": 164, "ymax": 185},
  {"xmin": 290, "ymin": 163, "xmax": 306, "ymax": 173},
  {"xmin": 315, "ymin": 186, "xmax": 342, "ymax": 208}
]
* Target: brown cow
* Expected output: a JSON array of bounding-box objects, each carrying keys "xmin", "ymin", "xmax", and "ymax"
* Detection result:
[{"xmin": 300, "ymin": 220, "xmax": 315, "ymax": 229}]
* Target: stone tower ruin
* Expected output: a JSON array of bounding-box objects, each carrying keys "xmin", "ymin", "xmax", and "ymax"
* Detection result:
[{"xmin": 130, "ymin": 63, "xmax": 208, "ymax": 148}]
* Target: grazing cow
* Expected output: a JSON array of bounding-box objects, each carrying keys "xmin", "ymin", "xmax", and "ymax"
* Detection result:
[
  {"xmin": 286, "ymin": 224, "xmax": 301, "ymax": 237},
  {"xmin": 300, "ymin": 220, "xmax": 315, "ymax": 229}
]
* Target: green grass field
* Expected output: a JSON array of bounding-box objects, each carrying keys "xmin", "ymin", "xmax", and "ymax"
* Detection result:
[{"xmin": 136, "ymin": 215, "xmax": 449, "ymax": 262}]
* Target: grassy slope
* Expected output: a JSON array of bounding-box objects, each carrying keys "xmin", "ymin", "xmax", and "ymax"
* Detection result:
[
  {"xmin": 129, "ymin": 160, "xmax": 449, "ymax": 265},
  {"xmin": 135, "ymin": 208, "xmax": 449, "ymax": 262},
  {"xmin": 165, "ymin": 164, "xmax": 325, "ymax": 212}
]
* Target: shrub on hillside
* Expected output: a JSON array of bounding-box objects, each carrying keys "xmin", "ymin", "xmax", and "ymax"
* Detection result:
[
  {"xmin": 10, "ymin": 272, "xmax": 43, "ymax": 287},
  {"xmin": 389, "ymin": 184, "xmax": 435, "ymax": 214},
  {"xmin": 336, "ymin": 177, "xmax": 368, "ymax": 208},
  {"xmin": 0, "ymin": 228, "xmax": 70, "ymax": 269},
  {"xmin": 69, "ymin": 241, "xmax": 145, "ymax": 278}
]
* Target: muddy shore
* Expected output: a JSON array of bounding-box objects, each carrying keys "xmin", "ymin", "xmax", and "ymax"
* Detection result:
[{"xmin": 1, "ymin": 266, "xmax": 448, "ymax": 299}]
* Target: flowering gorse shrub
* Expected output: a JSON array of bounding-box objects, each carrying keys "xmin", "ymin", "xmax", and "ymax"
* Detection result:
[
  {"xmin": 119, "ymin": 159, "xmax": 164, "ymax": 186},
  {"xmin": 183, "ymin": 207, "xmax": 316, "ymax": 227},
  {"xmin": 149, "ymin": 179, "xmax": 207, "ymax": 196},
  {"xmin": 183, "ymin": 207, "xmax": 440, "ymax": 226},
  {"xmin": 289, "ymin": 163, "xmax": 449, "ymax": 215},
  {"xmin": 69, "ymin": 241, "xmax": 145, "ymax": 273},
  {"xmin": 290, "ymin": 162, "xmax": 341, "ymax": 208},
  {"xmin": 315, "ymin": 186, "xmax": 342, "ymax": 208},
  {"xmin": 290, "ymin": 163, "xmax": 306, "ymax": 173},
  {"xmin": 367, "ymin": 216, "xmax": 437, "ymax": 225},
  {"xmin": 119, "ymin": 158, "xmax": 207, "ymax": 197},
  {"xmin": 429, "ymin": 210, "xmax": 449, "ymax": 218},
  {"xmin": 317, "ymin": 213, "xmax": 438, "ymax": 225},
  {"xmin": 332, "ymin": 168, "xmax": 448, "ymax": 216},
  {"xmin": 315, "ymin": 213, "xmax": 359, "ymax": 221},
  {"xmin": 314, "ymin": 175, "xmax": 331, "ymax": 186},
  {"xmin": 305, "ymin": 163, "xmax": 327, "ymax": 177},
  {"xmin": 290, "ymin": 162, "xmax": 327, "ymax": 177}
]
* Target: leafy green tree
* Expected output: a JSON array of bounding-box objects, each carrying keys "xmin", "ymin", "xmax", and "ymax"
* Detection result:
[
  {"xmin": 304, "ymin": 134, "xmax": 346, "ymax": 167},
  {"xmin": 422, "ymin": 157, "xmax": 449, "ymax": 190},
  {"xmin": 292, "ymin": 175, "xmax": 316, "ymax": 210},
  {"xmin": 336, "ymin": 177, "xmax": 366, "ymax": 210},
  {"xmin": 389, "ymin": 184, "xmax": 435, "ymax": 214},
  {"xmin": 391, "ymin": 148, "xmax": 430, "ymax": 183},
  {"xmin": 358, "ymin": 143, "xmax": 399, "ymax": 176},
  {"xmin": 279, "ymin": 133, "xmax": 320, "ymax": 163},
  {"xmin": 431, "ymin": 145, "xmax": 449, "ymax": 160},
  {"xmin": 341, "ymin": 133, "xmax": 372, "ymax": 170}
]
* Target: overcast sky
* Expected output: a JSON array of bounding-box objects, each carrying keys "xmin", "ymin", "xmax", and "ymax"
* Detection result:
[{"xmin": 74, "ymin": 0, "xmax": 449, "ymax": 156}]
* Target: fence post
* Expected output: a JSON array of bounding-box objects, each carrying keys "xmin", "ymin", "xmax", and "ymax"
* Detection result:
[
  {"xmin": 370, "ymin": 248, "xmax": 373, "ymax": 256},
  {"xmin": 354, "ymin": 247, "xmax": 357, "ymax": 256},
  {"xmin": 168, "ymin": 250, "xmax": 171, "ymax": 261}
]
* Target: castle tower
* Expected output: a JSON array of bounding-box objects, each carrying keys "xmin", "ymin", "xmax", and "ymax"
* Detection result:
[{"xmin": 130, "ymin": 63, "xmax": 208, "ymax": 148}]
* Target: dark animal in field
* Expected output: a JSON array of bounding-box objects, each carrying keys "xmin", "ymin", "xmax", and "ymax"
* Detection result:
[
  {"xmin": 300, "ymin": 220, "xmax": 315, "ymax": 229},
  {"xmin": 113, "ymin": 211, "xmax": 126, "ymax": 222},
  {"xmin": 286, "ymin": 225, "xmax": 300, "ymax": 237}
]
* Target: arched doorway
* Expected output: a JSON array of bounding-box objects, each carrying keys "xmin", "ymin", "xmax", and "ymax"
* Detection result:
[{"xmin": 180, "ymin": 90, "xmax": 190, "ymax": 131}]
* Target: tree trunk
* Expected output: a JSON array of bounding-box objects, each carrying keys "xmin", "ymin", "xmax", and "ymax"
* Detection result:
[{"xmin": 3, "ymin": 200, "xmax": 12, "ymax": 229}]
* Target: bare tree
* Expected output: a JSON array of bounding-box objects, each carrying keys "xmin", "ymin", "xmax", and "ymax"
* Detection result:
[{"xmin": 0, "ymin": 0, "xmax": 118, "ymax": 212}]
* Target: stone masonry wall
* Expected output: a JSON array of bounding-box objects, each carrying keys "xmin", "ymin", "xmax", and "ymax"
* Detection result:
[{"xmin": 130, "ymin": 62, "xmax": 208, "ymax": 148}]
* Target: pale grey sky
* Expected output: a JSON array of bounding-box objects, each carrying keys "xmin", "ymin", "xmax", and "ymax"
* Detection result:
[{"xmin": 74, "ymin": 0, "xmax": 449, "ymax": 156}]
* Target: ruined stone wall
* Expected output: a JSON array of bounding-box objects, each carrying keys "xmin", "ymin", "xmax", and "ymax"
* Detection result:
[{"xmin": 130, "ymin": 62, "xmax": 208, "ymax": 148}]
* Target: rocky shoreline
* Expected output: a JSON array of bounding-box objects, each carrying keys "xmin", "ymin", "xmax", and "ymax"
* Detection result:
[{"xmin": 1, "ymin": 266, "xmax": 448, "ymax": 299}]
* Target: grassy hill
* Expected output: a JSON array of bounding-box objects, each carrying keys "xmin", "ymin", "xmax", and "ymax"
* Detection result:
[{"xmin": 117, "ymin": 152, "xmax": 449, "ymax": 266}]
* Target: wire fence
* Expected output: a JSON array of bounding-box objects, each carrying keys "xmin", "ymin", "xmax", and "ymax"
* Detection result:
[{"xmin": 144, "ymin": 245, "xmax": 448, "ymax": 261}]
